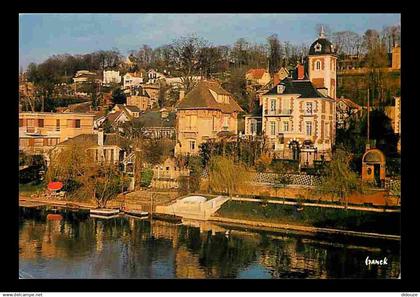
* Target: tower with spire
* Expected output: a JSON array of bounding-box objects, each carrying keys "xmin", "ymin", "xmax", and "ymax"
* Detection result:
[{"xmin": 307, "ymin": 26, "xmax": 337, "ymax": 99}]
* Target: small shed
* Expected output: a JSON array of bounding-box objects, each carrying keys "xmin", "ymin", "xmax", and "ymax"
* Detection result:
[{"xmin": 361, "ymin": 149, "xmax": 386, "ymax": 186}]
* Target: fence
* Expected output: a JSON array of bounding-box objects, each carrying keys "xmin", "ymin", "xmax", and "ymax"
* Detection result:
[{"xmin": 202, "ymin": 169, "xmax": 321, "ymax": 187}]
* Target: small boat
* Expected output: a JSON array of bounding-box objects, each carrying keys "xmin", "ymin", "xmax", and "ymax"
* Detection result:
[
  {"xmin": 90, "ymin": 208, "xmax": 120, "ymax": 216},
  {"xmin": 124, "ymin": 209, "xmax": 148, "ymax": 218},
  {"xmin": 90, "ymin": 214, "xmax": 120, "ymax": 219}
]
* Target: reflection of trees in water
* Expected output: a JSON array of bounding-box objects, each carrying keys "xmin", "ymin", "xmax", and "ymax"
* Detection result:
[
  {"xmin": 175, "ymin": 227, "xmax": 259, "ymax": 278},
  {"xmin": 19, "ymin": 209, "xmax": 400, "ymax": 279}
]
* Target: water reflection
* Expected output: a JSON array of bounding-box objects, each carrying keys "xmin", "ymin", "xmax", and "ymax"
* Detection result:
[{"xmin": 19, "ymin": 207, "xmax": 400, "ymax": 279}]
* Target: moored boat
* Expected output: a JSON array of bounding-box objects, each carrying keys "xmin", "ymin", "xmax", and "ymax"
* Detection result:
[
  {"xmin": 124, "ymin": 209, "xmax": 148, "ymax": 218},
  {"xmin": 90, "ymin": 208, "xmax": 120, "ymax": 216}
]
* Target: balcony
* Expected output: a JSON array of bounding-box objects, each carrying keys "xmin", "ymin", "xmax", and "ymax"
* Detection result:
[{"xmin": 264, "ymin": 109, "xmax": 292, "ymax": 116}]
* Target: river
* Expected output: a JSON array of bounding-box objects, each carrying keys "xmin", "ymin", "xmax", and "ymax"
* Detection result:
[{"xmin": 19, "ymin": 207, "xmax": 400, "ymax": 279}]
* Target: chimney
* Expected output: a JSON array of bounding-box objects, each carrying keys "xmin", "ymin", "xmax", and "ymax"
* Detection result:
[
  {"xmin": 297, "ymin": 64, "xmax": 304, "ymax": 80},
  {"xmin": 179, "ymin": 90, "xmax": 185, "ymax": 100},
  {"xmin": 273, "ymin": 74, "xmax": 280, "ymax": 86},
  {"xmin": 98, "ymin": 129, "xmax": 104, "ymax": 146}
]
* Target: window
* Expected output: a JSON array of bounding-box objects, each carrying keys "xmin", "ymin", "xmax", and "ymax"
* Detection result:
[
  {"xmin": 75, "ymin": 119, "xmax": 81, "ymax": 128},
  {"xmin": 325, "ymin": 122, "xmax": 330, "ymax": 138},
  {"xmin": 110, "ymin": 149, "xmax": 114, "ymax": 163},
  {"xmin": 306, "ymin": 121, "xmax": 312, "ymax": 136},
  {"xmin": 270, "ymin": 121, "xmax": 276, "ymax": 136},
  {"xmin": 38, "ymin": 119, "xmax": 44, "ymax": 128},
  {"xmin": 212, "ymin": 116, "xmax": 216, "ymax": 131},
  {"xmin": 270, "ymin": 99, "xmax": 276, "ymax": 112},
  {"xmin": 56, "ymin": 119, "xmax": 60, "ymax": 131},
  {"xmin": 189, "ymin": 140, "xmax": 196, "ymax": 151},
  {"xmin": 223, "ymin": 116, "xmax": 229, "ymax": 130},
  {"xmin": 27, "ymin": 119, "xmax": 35, "ymax": 127},
  {"xmin": 316, "ymin": 61, "xmax": 321, "ymax": 70},
  {"xmin": 19, "ymin": 119, "xmax": 23, "ymax": 127},
  {"xmin": 283, "ymin": 121, "xmax": 289, "ymax": 132},
  {"xmin": 250, "ymin": 122, "xmax": 256, "ymax": 134},
  {"xmin": 306, "ymin": 102, "xmax": 313, "ymax": 115}
]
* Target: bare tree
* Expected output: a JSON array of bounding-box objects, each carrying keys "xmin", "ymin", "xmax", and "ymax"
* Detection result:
[
  {"xmin": 267, "ymin": 34, "xmax": 282, "ymax": 74},
  {"xmin": 169, "ymin": 35, "xmax": 207, "ymax": 92}
]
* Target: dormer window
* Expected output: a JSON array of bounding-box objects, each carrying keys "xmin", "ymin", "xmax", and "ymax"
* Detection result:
[
  {"xmin": 277, "ymin": 84, "xmax": 285, "ymax": 94},
  {"xmin": 314, "ymin": 43, "xmax": 322, "ymax": 52}
]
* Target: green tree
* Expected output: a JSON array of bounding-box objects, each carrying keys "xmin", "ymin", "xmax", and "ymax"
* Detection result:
[
  {"xmin": 111, "ymin": 87, "xmax": 126, "ymax": 105},
  {"xmin": 316, "ymin": 148, "xmax": 363, "ymax": 208},
  {"xmin": 187, "ymin": 156, "xmax": 203, "ymax": 193},
  {"xmin": 140, "ymin": 168, "xmax": 154, "ymax": 187},
  {"xmin": 208, "ymin": 156, "xmax": 250, "ymax": 197}
]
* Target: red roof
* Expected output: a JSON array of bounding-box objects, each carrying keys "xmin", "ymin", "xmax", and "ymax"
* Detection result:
[{"xmin": 246, "ymin": 68, "xmax": 267, "ymax": 80}]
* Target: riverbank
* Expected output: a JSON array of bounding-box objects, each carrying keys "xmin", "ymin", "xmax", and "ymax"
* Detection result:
[
  {"xmin": 212, "ymin": 200, "xmax": 400, "ymax": 238},
  {"xmin": 19, "ymin": 191, "xmax": 401, "ymax": 241},
  {"xmin": 209, "ymin": 217, "xmax": 400, "ymax": 241}
]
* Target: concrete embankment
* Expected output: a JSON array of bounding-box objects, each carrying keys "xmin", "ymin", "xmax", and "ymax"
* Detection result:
[{"xmin": 209, "ymin": 216, "xmax": 401, "ymax": 241}]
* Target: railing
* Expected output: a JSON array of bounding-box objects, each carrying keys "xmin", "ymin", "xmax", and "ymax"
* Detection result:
[{"xmin": 265, "ymin": 109, "xmax": 292, "ymax": 116}]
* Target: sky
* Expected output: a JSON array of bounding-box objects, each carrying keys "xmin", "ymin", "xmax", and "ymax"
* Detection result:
[{"xmin": 19, "ymin": 13, "xmax": 401, "ymax": 70}]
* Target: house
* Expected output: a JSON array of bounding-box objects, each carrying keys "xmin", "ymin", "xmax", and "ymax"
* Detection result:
[
  {"xmin": 56, "ymin": 101, "xmax": 93, "ymax": 113},
  {"xmin": 139, "ymin": 110, "xmax": 177, "ymax": 139},
  {"xmin": 147, "ymin": 69, "xmax": 166, "ymax": 84},
  {"xmin": 103, "ymin": 70, "xmax": 121, "ymax": 85},
  {"xmin": 127, "ymin": 95, "xmax": 150, "ymax": 111},
  {"xmin": 140, "ymin": 84, "xmax": 160, "ymax": 107},
  {"xmin": 243, "ymin": 30, "xmax": 337, "ymax": 167},
  {"xmin": 175, "ymin": 80, "xmax": 243, "ymax": 155},
  {"xmin": 246, "ymin": 68, "xmax": 271, "ymax": 86},
  {"xmin": 73, "ymin": 70, "xmax": 100, "ymax": 84},
  {"xmin": 103, "ymin": 104, "xmax": 141, "ymax": 130},
  {"xmin": 19, "ymin": 112, "xmax": 95, "ymax": 157},
  {"xmin": 112, "ymin": 104, "xmax": 141, "ymax": 119},
  {"xmin": 336, "ymin": 97, "xmax": 363, "ymax": 129},
  {"xmin": 126, "ymin": 87, "xmax": 152, "ymax": 111},
  {"xmin": 276, "ymin": 67, "xmax": 290, "ymax": 81},
  {"xmin": 123, "ymin": 72, "xmax": 143, "ymax": 89},
  {"xmin": 55, "ymin": 130, "xmax": 126, "ymax": 165},
  {"xmin": 150, "ymin": 157, "xmax": 190, "ymax": 189},
  {"xmin": 164, "ymin": 76, "xmax": 202, "ymax": 89}
]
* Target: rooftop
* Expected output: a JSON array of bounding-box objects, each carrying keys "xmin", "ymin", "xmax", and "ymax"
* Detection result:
[
  {"xmin": 177, "ymin": 80, "xmax": 243, "ymax": 113},
  {"xmin": 265, "ymin": 78, "xmax": 334, "ymax": 100},
  {"xmin": 58, "ymin": 133, "xmax": 125, "ymax": 147}
]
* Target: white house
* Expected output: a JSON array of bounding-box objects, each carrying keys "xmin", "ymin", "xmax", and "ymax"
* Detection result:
[
  {"xmin": 123, "ymin": 72, "xmax": 143, "ymax": 89},
  {"xmin": 103, "ymin": 70, "xmax": 121, "ymax": 84}
]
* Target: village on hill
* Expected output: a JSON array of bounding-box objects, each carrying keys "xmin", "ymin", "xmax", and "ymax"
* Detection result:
[{"xmin": 19, "ymin": 25, "xmax": 401, "ymax": 220}]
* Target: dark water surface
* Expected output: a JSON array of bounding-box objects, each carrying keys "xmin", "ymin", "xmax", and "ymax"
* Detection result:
[{"xmin": 19, "ymin": 207, "xmax": 400, "ymax": 279}]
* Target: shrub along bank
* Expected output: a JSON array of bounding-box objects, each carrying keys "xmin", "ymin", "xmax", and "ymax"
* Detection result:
[{"xmin": 215, "ymin": 200, "xmax": 400, "ymax": 235}]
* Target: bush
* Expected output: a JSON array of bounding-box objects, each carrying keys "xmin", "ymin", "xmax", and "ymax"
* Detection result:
[
  {"xmin": 140, "ymin": 169, "xmax": 154, "ymax": 187},
  {"xmin": 270, "ymin": 159, "xmax": 299, "ymax": 173}
]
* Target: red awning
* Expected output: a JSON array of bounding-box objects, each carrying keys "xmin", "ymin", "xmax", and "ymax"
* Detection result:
[{"xmin": 47, "ymin": 182, "xmax": 63, "ymax": 191}]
